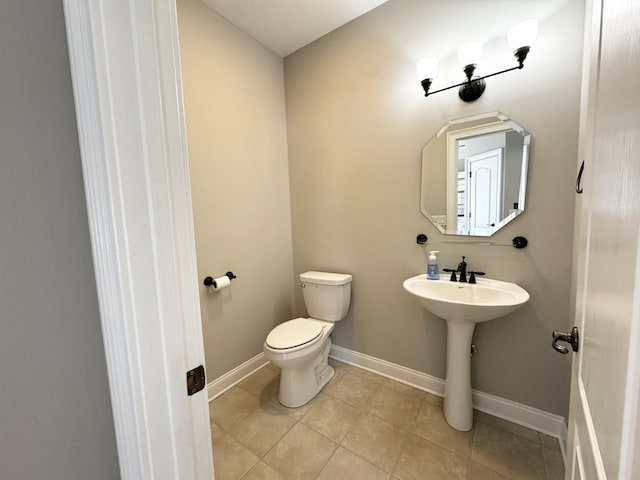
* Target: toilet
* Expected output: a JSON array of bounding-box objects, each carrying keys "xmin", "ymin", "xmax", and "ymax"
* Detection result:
[{"xmin": 264, "ymin": 271, "xmax": 352, "ymax": 408}]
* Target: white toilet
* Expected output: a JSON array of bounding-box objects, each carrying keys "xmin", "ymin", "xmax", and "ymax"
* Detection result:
[{"xmin": 264, "ymin": 271, "xmax": 352, "ymax": 408}]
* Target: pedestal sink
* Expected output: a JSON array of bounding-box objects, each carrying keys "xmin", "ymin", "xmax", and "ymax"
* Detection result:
[{"xmin": 403, "ymin": 274, "xmax": 529, "ymax": 431}]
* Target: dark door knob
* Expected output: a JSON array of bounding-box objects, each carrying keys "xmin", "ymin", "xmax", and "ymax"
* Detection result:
[{"xmin": 552, "ymin": 327, "xmax": 579, "ymax": 354}]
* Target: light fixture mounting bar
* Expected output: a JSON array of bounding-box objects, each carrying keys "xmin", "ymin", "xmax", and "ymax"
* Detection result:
[{"xmin": 424, "ymin": 64, "xmax": 521, "ymax": 98}]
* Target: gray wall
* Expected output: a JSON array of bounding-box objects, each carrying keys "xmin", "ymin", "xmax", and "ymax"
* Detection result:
[
  {"xmin": 178, "ymin": 0, "xmax": 295, "ymax": 379},
  {"xmin": 0, "ymin": 1, "xmax": 120, "ymax": 479},
  {"xmin": 285, "ymin": 0, "xmax": 583, "ymax": 417}
]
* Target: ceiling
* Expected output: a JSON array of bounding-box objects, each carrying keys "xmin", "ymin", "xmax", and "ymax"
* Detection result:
[{"xmin": 201, "ymin": 0, "xmax": 390, "ymax": 57}]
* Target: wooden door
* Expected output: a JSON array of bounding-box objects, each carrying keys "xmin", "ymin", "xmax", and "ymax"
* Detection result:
[
  {"xmin": 465, "ymin": 148, "xmax": 502, "ymax": 236},
  {"xmin": 566, "ymin": 0, "xmax": 640, "ymax": 478}
]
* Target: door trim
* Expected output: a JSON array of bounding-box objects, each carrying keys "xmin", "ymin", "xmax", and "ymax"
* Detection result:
[{"xmin": 63, "ymin": 1, "xmax": 214, "ymax": 478}]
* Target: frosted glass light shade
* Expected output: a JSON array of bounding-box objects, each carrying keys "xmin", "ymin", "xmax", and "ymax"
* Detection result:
[
  {"xmin": 416, "ymin": 57, "xmax": 439, "ymax": 81},
  {"xmin": 507, "ymin": 19, "xmax": 539, "ymax": 51},
  {"xmin": 457, "ymin": 41, "xmax": 483, "ymax": 68}
]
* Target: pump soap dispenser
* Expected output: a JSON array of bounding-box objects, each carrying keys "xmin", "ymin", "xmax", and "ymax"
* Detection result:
[{"xmin": 427, "ymin": 251, "xmax": 440, "ymax": 280}]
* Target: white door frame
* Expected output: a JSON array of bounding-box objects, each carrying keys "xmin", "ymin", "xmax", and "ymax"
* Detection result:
[{"xmin": 63, "ymin": 1, "xmax": 213, "ymax": 478}]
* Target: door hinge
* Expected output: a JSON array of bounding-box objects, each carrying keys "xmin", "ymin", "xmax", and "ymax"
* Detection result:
[{"xmin": 186, "ymin": 365, "xmax": 206, "ymax": 396}]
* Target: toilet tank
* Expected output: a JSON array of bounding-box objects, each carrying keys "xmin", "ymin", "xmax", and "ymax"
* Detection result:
[{"xmin": 300, "ymin": 271, "xmax": 352, "ymax": 322}]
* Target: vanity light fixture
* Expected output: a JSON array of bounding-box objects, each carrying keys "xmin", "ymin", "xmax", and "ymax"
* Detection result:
[{"xmin": 417, "ymin": 19, "xmax": 538, "ymax": 102}]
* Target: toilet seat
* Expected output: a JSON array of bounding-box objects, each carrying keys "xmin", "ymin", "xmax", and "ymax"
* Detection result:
[{"xmin": 266, "ymin": 318, "xmax": 324, "ymax": 350}]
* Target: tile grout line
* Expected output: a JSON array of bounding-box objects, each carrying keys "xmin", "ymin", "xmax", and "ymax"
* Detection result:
[
  {"xmin": 388, "ymin": 394, "xmax": 429, "ymax": 479},
  {"xmin": 315, "ymin": 375, "xmax": 409, "ymax": 477},
  {"xmin": 310, "ymin": 441, "xmax": 340, "ymax": 480},
  {"xmin": 213, "ymin": 361, "xmax": 562, "ymax": 480}
]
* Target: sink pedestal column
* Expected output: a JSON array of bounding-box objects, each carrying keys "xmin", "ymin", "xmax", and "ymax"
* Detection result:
[{"xmin": 443, "ymin": 319, "xmax": 475, "ymax": 431}]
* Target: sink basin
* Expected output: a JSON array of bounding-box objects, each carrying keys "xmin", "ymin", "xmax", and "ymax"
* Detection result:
[
  {"xmin": 403, "ymin": 274, "xmax": 529, "ymax": 431},
  {"xmin": 402, "ymin": 274, "xmax": 529, "ymax": 323}
]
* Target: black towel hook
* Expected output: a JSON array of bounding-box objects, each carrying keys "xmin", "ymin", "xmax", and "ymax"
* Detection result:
[{"xmin": 576, "ymin": 159, "xmax": 585, "ymax": 194}]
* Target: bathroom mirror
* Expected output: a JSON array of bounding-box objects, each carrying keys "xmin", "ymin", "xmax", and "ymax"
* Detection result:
[{"xmin": 420, "ymin": 112, "xmax": 530, "ymax": 236}]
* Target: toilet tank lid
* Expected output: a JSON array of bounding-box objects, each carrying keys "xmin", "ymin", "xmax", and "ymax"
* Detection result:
[{"xmin": 300, "ymin": 271, "xmax": 352, "ymax": 286}]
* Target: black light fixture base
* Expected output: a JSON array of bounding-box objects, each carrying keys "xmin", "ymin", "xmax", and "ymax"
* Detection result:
[
  {"xmin": 458, "ymin": 76, "xmax": 486, "ymax": 102},
  {"xmin": 514, "ymin": 46, "xmax": 530, "ymax": 68},
  {"xmin": 421, "ymin": 78, "xmax": 433, "ymax": 96}
]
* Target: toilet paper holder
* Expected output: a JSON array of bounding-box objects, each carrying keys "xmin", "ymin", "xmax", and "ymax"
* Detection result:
[{"xmin": 203, "ymin": 271, "xmax": 237, "ymax": 288}]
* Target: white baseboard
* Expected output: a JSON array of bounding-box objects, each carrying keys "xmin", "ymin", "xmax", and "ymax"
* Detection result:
[
  {"xmin": 205, "ymin": 345, "xmax": 568, "ymax": 457},
  {"xmin": 329, "ymin": 344, "xmax": 567, "ymax": 452},
  {"xmin": 558, "ymin": 418, "xmax": 568, "ymax": 462},
  {"xmin": 330, "ymin": 344, "xmax": 447, "ymax": 397},
  {"xmin": 207, "ymin": 353, "xmax": 268, "ymax": 401}
]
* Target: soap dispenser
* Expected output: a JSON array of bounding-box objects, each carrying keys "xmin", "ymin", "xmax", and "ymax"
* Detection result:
[{"xmin": 427, "ymin": 250, "xmax": 440, "ymax": 280}]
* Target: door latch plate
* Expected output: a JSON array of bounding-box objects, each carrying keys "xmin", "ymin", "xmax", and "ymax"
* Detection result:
[{"xmin": 186, "ymin": 365, "xmax": 206, "ymax": 396}]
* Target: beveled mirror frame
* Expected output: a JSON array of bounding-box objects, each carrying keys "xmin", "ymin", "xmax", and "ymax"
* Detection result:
[{"xmin": 420, "ymin": 112, "xmax": 530, "ymax": 236}]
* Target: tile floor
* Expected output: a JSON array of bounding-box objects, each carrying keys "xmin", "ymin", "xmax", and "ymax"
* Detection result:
[{"xmin": 209, "ymin": 359, "xmax": 564, "ymax": 480}]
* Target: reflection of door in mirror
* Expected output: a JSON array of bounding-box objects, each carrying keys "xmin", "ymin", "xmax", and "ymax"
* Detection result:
[
  {"xmin": 465, "ymin": 148, "xmax": 502, "ymax": 235},
  {"xmin": 421, "ymin": 112, "xmax": 530, "ymax": 237}
]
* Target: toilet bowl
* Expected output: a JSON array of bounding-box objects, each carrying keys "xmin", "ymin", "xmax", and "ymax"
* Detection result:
[{"xmin": 263, "ymin": 271, "xmax": 352, "ymax": 408}]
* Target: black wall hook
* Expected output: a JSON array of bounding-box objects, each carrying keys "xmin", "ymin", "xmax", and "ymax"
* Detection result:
[
  {"xmin": 576, "ymin": 160, "xmax": 585, "ymax": 194},
  {"xmin": 512, "ymin": 236, "xmax": 528, "ymax": 249}
]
